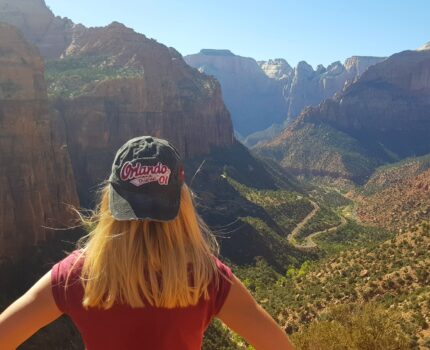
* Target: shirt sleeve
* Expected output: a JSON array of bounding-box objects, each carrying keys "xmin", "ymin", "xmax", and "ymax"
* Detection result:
[
  {"xmin": 212, "ymin": 257, "xmax": 233, "ymax": 316},
  {"xmin": 51, "ymin": 250, "xmax": 82, "ymax": 314}
]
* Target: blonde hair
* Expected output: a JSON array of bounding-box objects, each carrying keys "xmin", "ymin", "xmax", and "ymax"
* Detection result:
[{"xmin": 74, "ymin": 183, "xmax": 220, "ymax": 309}]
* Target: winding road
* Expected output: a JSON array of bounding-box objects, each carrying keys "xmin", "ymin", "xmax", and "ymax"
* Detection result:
[{"xmin": 287, "ymin": 199, "xmax": 348, "ymax": 250}]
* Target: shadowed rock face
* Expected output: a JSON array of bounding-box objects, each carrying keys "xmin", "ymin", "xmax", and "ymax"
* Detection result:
[
  {"xmin": 50, "ymin": 24, "xmax": 234, "ymax": 205},
  {"xmin": 282, "ymin": 57, "xmax": 386, "ymax": 120},
  {"xmin": 185, "ymin": 50, "xmax": 287, "ymax": 136},
  {"xmin": 258, "ymin": 49, "xmax": 430, "ymax": 182},
  {"xmin": 305, "ymin": 50, "xmax": 430, "ymax": 155},
  {"xmin": 0, "ymin": 24, "xmax": 78, "ymax": 261}
]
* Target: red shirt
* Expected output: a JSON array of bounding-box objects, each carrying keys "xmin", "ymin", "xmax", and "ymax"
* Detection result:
[{"xmin": 51, "ymin": 250, "xmax": 233, "ymax": 350}]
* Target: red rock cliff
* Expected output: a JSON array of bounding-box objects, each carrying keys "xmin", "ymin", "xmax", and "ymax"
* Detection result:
[
  {"xmin": 51, "ymin": 23, "xmax": 234, "ymax": 204},
  {"xmin": 0, "ymin": 24, "xmax": 78, "ymax": 261}
]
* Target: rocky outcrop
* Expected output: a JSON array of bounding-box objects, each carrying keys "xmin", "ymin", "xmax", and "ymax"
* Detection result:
[
  {"xmin": 0, "ymin": 0, "xmax": 235, "ymax": 206},
  {"xmin": 283, "ymin": 56, "xmax": 386, "ymax": 120},
  {"xmin": 257, "ymin": 58, "xmax": 292, "ymax": 80},
  {"xmin": 185, "ymin": 49, "xmax": 287, "ymax": 136},
  {"xmin": 0, "ymin": 0, "xmax": 84, "ymax": 59},
  {"xmin": 0, "ymin": 24, "xmax": 78, "ymax": 261},
  {"xmin": 258, "ymin": 49, "xmax": 430, "ymax": 182},
  {"xmin": 306, "ymin": 49, "xmax": 430, "ymax": 156},
  {"xmin": 50, "ymin": 25, "xmax": 234, "ymax": 205},
  {"xmin": 185, "ymin": 50, "xmax": 384, "ymax": 139},
  {"xmin": 243, "ymin": 56, "xmax": 385, "ymax": 147}
]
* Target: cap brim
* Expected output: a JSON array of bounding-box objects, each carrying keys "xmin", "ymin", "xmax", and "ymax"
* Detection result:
[{"xmin": 109, "ymin": 183, "xmax": 181, "ymax": 222}]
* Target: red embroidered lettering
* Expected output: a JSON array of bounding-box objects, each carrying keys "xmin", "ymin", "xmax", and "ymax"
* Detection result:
[{"xmin": 120, "ymin": 162, "xmax": 171, "ymax": 186}]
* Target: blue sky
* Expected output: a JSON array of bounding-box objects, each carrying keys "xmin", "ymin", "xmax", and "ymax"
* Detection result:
[{"xmin": 45, "ymin": 0, "xmax": 430, "ymax": 68}]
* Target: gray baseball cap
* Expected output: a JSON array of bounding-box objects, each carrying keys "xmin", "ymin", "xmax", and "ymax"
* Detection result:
[{"xmin": 108, "ymin": 136, "xmax": 185, "ymax": 221}]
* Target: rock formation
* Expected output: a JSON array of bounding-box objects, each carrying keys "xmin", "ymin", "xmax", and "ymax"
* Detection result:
[
  {"xmin": 258, "ymin": 49, "xmax": 430, "ymax": 182},
  {"xmin": 48, "ymin": 25, "xmax": 234, "ymax": 205},
  {"xmin": 306, "ymin": 49, "xmax": 430, "ymax": 155},
  {"xmin": 185, "ymin": 49, "xmax": 287, "ymax": 136},
  {"xmin": 0, "ymin": 0, "xmax": 235, "ymax": 208},
  {"xmin": 257, "ymin": 58, "xmax": 292, "ymax": 80},
  {"xmin": 0, "ymin": 24, "xmax": 78, "ymax": 261},
  {"xmin": 0, "ymin": 0, "xmax": 84, "ymax": 59},
  {"xmin": 185, "ymin": 50, "xmax": 384, "ymax": 140},
  {"xmin": 282, "ymin": 56, "xmax": 386, "ymax": 120}
]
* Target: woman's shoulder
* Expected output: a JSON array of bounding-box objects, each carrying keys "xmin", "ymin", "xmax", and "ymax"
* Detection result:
[
  {"xmin": 212, "ymin": 256, "xmax": 233, "ymax": 279},
  {"xmin": 51, "ymin": 249, "xmax": 85, "ymax": 313},
  {"xmin": 52, "ymin": 250, "xmax": 84, "ymax": 278}
]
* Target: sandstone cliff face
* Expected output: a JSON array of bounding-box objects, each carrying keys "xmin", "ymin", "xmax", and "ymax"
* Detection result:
[
  {"xmin": 185, "ymin": 50, "xmax": 384, "ymax": 139},
  {"xmin": 306, "ymin": 50, "xmax": 430, "ymax": 157},
  {"xmin": 185, "ymin": 49, "xmax": 287, "ymax": 136},
  {"xmin": 258, "ymin": 49, "xmax": 430, "ymax": 182},
  {"xmin": 0, "ymin": 0, "xmax": 83, "ymax": 59},
  {"xmin": 282, "ymin": 57, "xmax": 386, "ymax": 119},
  {"xmin": 51, "ymin": 25, "xmax": 234, "ymax": 205},
  {"xmin": 257, "ymin": 58, "xmax": 292, "ymax": 80},
  {"xmin": 0, "ymin": 24, "xmax": 78, "ymax": 261}
]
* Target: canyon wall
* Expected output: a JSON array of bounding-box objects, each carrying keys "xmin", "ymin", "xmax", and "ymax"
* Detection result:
[
  {"xmin": 0, "ymin": 24, "xmax": 78, "ymax": 261},
  {"xmin": 258, "ymin": 49, "xmax": 430, "ymax": 182},
  {"xmin": 185, "ymin": 50, "xmax": 384, "ymax": 140},
  {"xmin": 185, "ymin": 49, "xmax": 286, "ymax": 136},
  {"xmin": 50, "ymin": 24, "xmax": 234, "ymax": 204}
]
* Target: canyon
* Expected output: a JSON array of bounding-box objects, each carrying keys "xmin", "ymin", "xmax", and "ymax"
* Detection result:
[{"xmin": 185, "ymin": 49, "xmax": 384, "ymax": 142}]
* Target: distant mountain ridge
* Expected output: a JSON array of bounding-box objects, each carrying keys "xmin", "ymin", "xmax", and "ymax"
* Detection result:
[
  {"xmin": 257, "ymin": 48, "xmax": 430, "ymax": 182},
  {"xmin": 185, "ymin": 49, "xmax": 384, "ymax": 140},
  {"xmin": 185, "ymin": 49, "xmax": 286, "ymax": 136}
]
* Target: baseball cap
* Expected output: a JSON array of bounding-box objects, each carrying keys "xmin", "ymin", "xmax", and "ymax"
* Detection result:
[{"xmin": 108, "ymin": 136, "xmax": 185, "ymax": 221}]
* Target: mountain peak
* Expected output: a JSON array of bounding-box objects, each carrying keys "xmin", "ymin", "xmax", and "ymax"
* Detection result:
[
  {"xmin": 0, "ymin": 0, "xmax": 75, "ymax": 59},
  {"xmin": 199, "ymin": 49, "xmax": 235, "ymax": 56},
  {"xmin": 417, "ymin": 41, "xmax": 430, "ymax": 51},
  {"xmin": 258, "ymin": 58, "xmax": 292, "ymax": 80},
  {"xmin": 106, "ymin": 21, "xmax": 131, "ymax": 31}
]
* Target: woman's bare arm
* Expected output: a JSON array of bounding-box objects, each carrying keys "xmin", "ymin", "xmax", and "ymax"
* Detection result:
[
  {"xmin": 0, "ymin": 270, "xmax": 63, "ymax": 349},
  {"xmin": 217, "ymin": 274, "xmax": 295, "ymax": 350}
]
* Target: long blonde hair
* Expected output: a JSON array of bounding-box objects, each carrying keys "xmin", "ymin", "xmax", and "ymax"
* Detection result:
[{"xmin": 74, "ymin": 183, "xmax": 220, "ymax": 309}]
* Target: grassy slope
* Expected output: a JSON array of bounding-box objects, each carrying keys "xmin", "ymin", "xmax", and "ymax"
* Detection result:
[
  {"xmin": 232, "ymin": 222, "xmax": 429, "ymax": 349},
  {"xmin": 354, "ymin": 154, "xmax": 430, "ymax": 232},
  {"xmin": 257, "ymin": 120, "xmax": 387, "ymax": 183}
]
